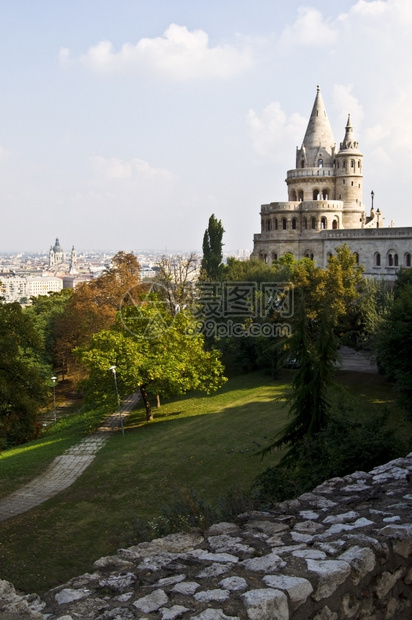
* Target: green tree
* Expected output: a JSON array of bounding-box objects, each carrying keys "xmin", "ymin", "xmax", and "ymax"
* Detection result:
[
  {"xmin": 25, "ymin": 289, "xmax": 72, "ymax": 372},
  {"xmin": 201, "ymin": 214, "xmax": 225, "ymax": 281},
  {"xmin": 265, "ymin": 245, "xmax": 364, "ymax": 457},
  {"xmin": 77, "ymin": 305, "xmax": 226, "ymax": 421},
  {"xmin": 0, "ymin": 303, "xmax": 48, "ymax": 447},
  {"xmin": 378, "ymin": 268, "xmax": 412, "ymax": 414},
  {"xmin": 54, "ymin": 251, "xmax": 141, "ymax": 378}
]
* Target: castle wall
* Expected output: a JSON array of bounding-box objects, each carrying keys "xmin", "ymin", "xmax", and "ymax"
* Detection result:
[{"xmin": 7, "ymin": 453, "xmax": 412, "ymax": 619}]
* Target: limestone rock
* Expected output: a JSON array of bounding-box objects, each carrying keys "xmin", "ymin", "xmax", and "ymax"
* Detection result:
[
  {"xmin": 306, "ymin": 559, "xmax": 351, "ymax": 600},
  {"xmin": 263, "ymin": 574, "xmax": 313, "ymax": 609},
  {"xmin": 241, "ymin": 588, "xmax": 288, "ymax": 620},
  {"xmin": 133, "ymin": 589, "xmax": 169, "ymax": 613}
]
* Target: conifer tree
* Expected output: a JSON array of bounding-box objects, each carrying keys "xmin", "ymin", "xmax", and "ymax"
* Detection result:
[{"xmin": 201, "ymin": 214, "xmax": 225, "ymax": 281}]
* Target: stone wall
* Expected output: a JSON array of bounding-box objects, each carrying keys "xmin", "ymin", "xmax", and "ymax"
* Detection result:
[{"xmin": 2, "ymin": 453, "xmax": 412, "ymax": 620}]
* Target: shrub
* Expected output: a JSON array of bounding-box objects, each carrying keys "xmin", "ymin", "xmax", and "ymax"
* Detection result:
[{"xmin": 252, "ymin": 411, "xmax": 406, "ymax": 506}]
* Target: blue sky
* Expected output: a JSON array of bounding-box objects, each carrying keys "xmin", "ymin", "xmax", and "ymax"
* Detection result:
[{"xmin": 0, "ymin": 0, "xmax": 410, "ymax": 252}]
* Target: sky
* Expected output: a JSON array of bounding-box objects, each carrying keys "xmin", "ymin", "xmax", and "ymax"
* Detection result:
[{"xmin": 1, "ymin": 0, "xmax": 411, "ymax": 253}]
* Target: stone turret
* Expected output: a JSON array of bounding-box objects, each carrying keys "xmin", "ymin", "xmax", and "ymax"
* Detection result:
[
  {"xmin": 335, "ymin": 115, "xmax": 365, "ymax": 228},
  {"xmin": 287, "ymin": 86, "xmax": 337, "ymax": 204}
]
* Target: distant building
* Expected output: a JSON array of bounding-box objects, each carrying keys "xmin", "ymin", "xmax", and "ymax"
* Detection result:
[
  {"xmin": 252, "ymin": 86, "xmax": 412, "ymax": 278},
  {"xmin": 0, "ymin": 274, "xmax": 62, "ymax": 302},
  {"xmin": 49, "ymin": 238, "xmax": 65, "ymax": 267}
]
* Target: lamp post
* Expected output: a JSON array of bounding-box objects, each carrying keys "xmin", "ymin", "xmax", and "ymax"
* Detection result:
[
  {"xmin": 109, "ymin": 365, "xmax": 124, "ymax": 436},
  {"xmin": 51, "ymin": 376, "xmax": 57, "ymax": 424}
]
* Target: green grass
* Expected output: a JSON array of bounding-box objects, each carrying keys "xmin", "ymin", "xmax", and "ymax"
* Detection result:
[
  {"xmin": 0, "ymin": 405, "xmax": 109, "ymax": 498},
  {"xmin": 0, "ymin": 370, "xmax": 410, "ymax": 595}
]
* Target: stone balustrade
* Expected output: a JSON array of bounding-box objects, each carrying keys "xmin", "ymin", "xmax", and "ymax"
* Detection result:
[
  {"xmin": 2, "ymin": 452, "xmax": 412, "ymax": 619},
  {"xmin": 287, "ymin": 168, "xmax": 335, "ymax": 178},
  {"xmin": 261, "ymin": 201, "xmax": 343, "ymax": 213}
]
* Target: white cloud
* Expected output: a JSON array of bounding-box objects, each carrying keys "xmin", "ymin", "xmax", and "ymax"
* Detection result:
[
  {"xmin": 63, "ymin": 24, "xmax": 253, "ymax": 80},
  {"xmin": 332, "ymin": 84, "xmax": 364, "ymax": 130},
  {"xmin": 89, "ymin": 156, "xmax": 177, "ymax": 182},
  {"xmin": 247, "ymin": 101, "xmax": 307, "ymax": 160},
  {"xmin": 278, "ymin": 6, "xmax": 338, "ymax": 48}
]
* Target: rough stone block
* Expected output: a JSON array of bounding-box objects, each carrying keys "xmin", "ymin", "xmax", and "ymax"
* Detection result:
[
  {"xmin": 338, "ymin": 546, "xmax": 376, "ymax": 585},
  {"xmin": 241, "ymin": 588, "xmax": 289, "ymax": 620},
  {"xmin": 306, "ymin": 559, "xmax": 351, "ymax": 600},
  {"xmin": 263, "ymin": 574, "xmax": 313, "ymax": 609}
]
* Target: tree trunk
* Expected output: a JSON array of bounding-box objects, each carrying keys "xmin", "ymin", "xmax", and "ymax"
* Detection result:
[
  {"xmin": 140, "ymin": 385, "xmax": 153, "ymax": 421},
  {"xmin": 156, "ymin": 394, "xmax": 161, "ymax": 408}
]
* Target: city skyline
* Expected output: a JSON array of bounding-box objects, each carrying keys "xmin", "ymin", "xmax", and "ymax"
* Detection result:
[{"xmin": 1, "ymin": 0, "xmax": 411, "ymax": 252}]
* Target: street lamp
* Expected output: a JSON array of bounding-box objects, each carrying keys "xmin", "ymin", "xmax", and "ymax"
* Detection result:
[
  {"xmin": 109, "ymin": 365, "xmax": 124, "ymax": 436},
  {"xmin": 51, "ymin": 376, "xmax": 57, "ymax": 424}
]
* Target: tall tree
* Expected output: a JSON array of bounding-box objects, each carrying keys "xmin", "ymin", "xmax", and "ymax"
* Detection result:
[
  {"xmin": 0, "ymin": 303, "xmax": 48, "ymax": 447},
  {"xmin": 201, "ymin": 214, "xmax": 225, "ymax": 281},
  {"xmin": 378, "ymin": 268, "xmax": 412, "ymax": 414},
  {"xmin": 265, "ymin": 245, "xmax": 364, "ymax": 458}
]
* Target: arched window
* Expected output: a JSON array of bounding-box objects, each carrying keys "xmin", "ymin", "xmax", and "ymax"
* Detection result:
[
  {"xmin": 271, "ymin": 252, "xmax": 278, "ymax": 261},
  {"xmin": 266, "ymin": 219, "xmax": 271, "ymax": 231},
  {"xmin": 327, "ymin": 252, "xmax": 332, "ymax": 260},
  {"xmin": 304, "ymin": 250, "xmax": 314, "ymax": 260},
  {"xmin": 343, "ymin": 160, "xmax": 346, "ymax": 169},
  {"xmin": 274, "ymin": 217, "xmax": 278, "ymax": 230},
  {"xmin": 353, "ymin": 252, "xmax": 359, "ymax": 265},
  {"xmin": 292, "ymin": 218, "xmax": 297, "ymax": 230},
  {"xmin": 358, "ymin": 160, "xmax": 361, "ymax": 169},
  {"xmin": 318, "ymin": 158, "xmax": 323, "ymax": 168},
  {"xmin": 375, "ymin": 252, "xmax": 381, "ymax": 267},
  {"xmin": 337, "ymin": 161, "xmax": 340, "ymax": 169},
  {"xmin": 351, "ymin": 159, "xmax": 355, "ymax": 168},
  {"xmin": 332, "ymin": 219, "xmax": 338, "ymax": 230},
  {"xmin": 311, "ymin": 217, "xmax": 316, "ymax": 230},
  {"xmin": 298, "ymin": 190, "xmax": 304, "ymax": 201},
  {"xmin": 322, "ymin": 189, "xmax": 329, "ymax": 199},
  {"xmin": 388, "ymin": 253, "xmax": 393, "ymax": 267},
  {"xmin": 321, "ymin": 217, "xmax": 327, "ymax": 230},
  {"xmin": 301, "ymin": 160, "xmax": 304, "ymax": 168},
  {"xmin": 313, "ymin": 189, "xmax": 320, "ymax": 200},
  {"xmin": 303, "ymin": 217, "xmax": 308, "ymax": 230},
  {"xmin": 394, "ymin": 254, "xmax": 399, "ymax": 267},
  {"xmin": 405, "ymin": 253, "xmax": 411, "ymax": 268},
  {"xmin": 291, "ymin": 190, "xmax": 297, "ymax": 201},
  {"xmin": 282, "ymin": 218, "xmax": 287, "ymax": 230}
]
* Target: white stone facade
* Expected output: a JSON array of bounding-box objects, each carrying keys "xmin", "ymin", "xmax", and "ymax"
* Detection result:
[
  {"xmin": 0, "ymin": 275, "xmax": 63, "ymax": 302},
  {"xmin": 252, "ymin": 87, "xmax": 412, "ymax": 278}
]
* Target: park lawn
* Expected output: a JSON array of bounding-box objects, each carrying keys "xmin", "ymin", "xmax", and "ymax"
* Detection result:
[
  {"xmin": 0, "ymin": 370, "xmax": 410, "ymax": 595},
  {"xmin": 0, "ymin": 405, "xmax": 109, "ymax": 498}
]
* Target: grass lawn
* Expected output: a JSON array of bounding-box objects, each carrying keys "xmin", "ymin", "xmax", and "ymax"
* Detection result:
[{"xmin": 0, "ymin": 369, "xmax": 410, "ymax": 595}]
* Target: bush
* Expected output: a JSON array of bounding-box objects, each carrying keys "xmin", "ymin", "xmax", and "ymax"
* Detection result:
[{"xmin": 252, "ymin": 411, "xmax": 406, "ymax": 506}]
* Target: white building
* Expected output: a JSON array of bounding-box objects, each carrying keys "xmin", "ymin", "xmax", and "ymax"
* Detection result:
[
  {"xmin": 0, "ymin": 275, "xmax": 63, "ymax": 302},
  {"xmin": 252, "ymin": 87, "xmax": 412, "ymax": 278}
]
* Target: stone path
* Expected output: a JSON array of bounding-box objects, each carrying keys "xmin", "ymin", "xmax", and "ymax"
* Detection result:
[
  {"xmin": 0, "ymin": 392, "xmax": 140, "ymax": 522},
  {"xmin": 337, "ymin": 346, "xmax": 377, "ymax": 373}
]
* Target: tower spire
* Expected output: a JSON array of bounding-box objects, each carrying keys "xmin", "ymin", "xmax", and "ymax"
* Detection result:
[{"xmin": 301, "ymin": 85, "xmax": 335, "ymax": 151}]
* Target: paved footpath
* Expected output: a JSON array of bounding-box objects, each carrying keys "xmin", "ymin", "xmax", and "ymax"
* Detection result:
[
  {"xmin": 337, "ymin": 345, "xmax": 378, "ymax": 373},
  {"xmin": 0, "ymin": 392, "xmax": 140, "ymax": 522}
]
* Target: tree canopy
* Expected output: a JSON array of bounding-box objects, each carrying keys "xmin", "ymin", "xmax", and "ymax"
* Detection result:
[
  {"xmin": 54, "ymin": 251, "xmax": 141, "ymax": 377},
  {"xmin": 201, "ymin": 214, "xmax": 225, "ymax": 281},
  {"xmin": 0, "ymin": 303, "xmax": 48, "ymax": 447},
  {"xmin": 77, "ymin": 302, "xmax": 226, "ymax": 421}
]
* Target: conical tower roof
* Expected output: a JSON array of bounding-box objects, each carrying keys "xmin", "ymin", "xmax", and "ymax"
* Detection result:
[
  {"xmin": 301, "ymin": 85, "xmax": 335, "ymax": 151},
  {"xmin": 339, "ymin": 114, "xmax": 361, "ymax": 153}
]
